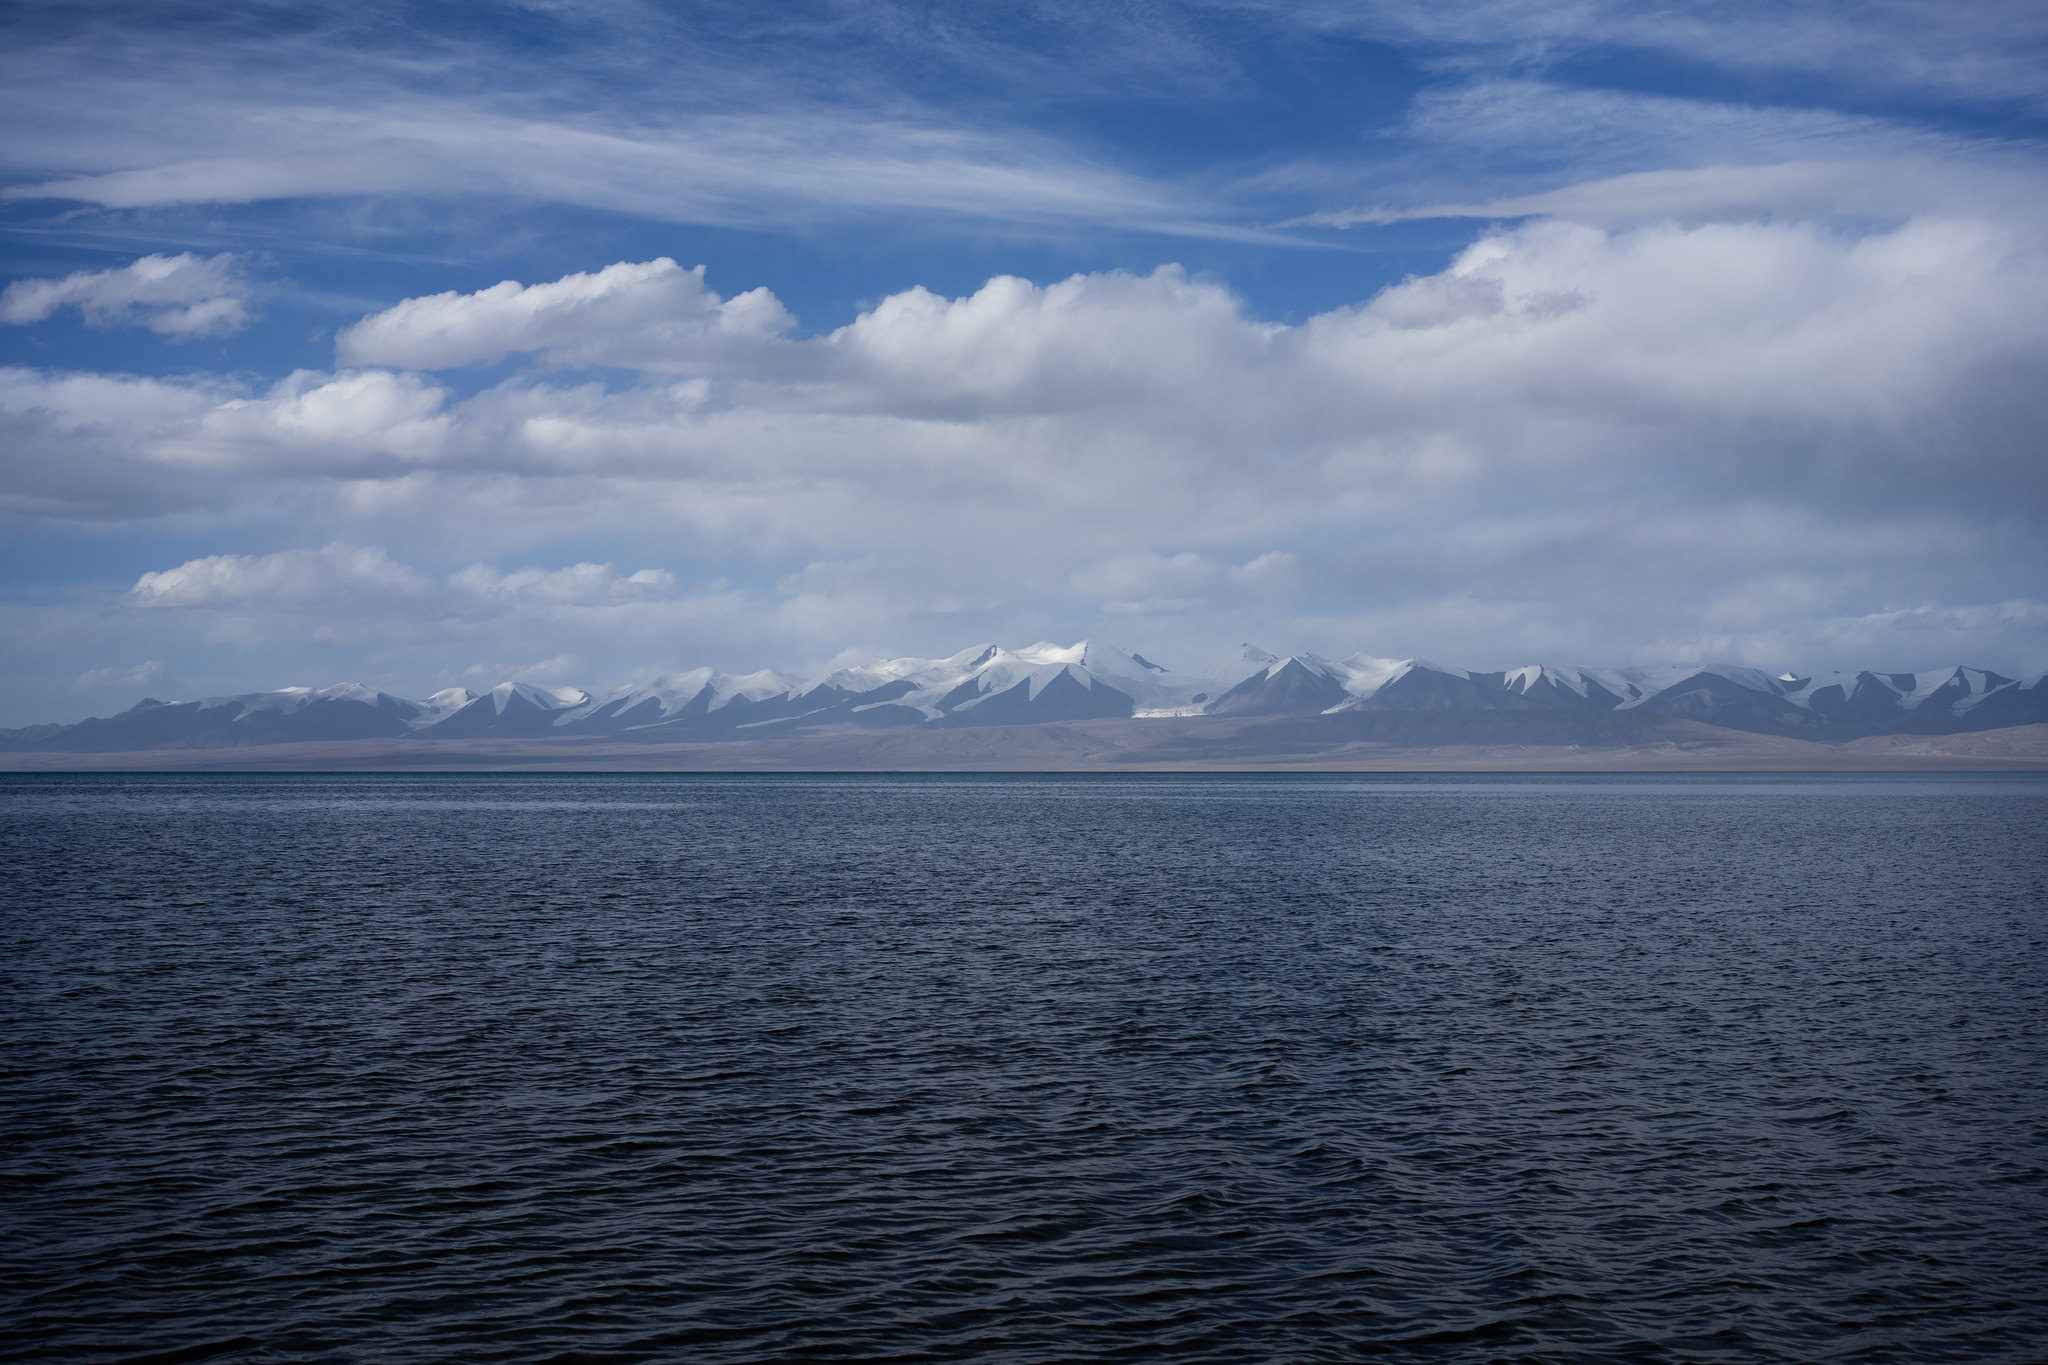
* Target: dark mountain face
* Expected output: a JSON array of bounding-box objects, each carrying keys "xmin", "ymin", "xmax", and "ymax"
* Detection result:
[
  {"xmin": 424, "ymin": 691, "xmax": 574, "ymax": 738},
  {"xmin": 1904, "ymin": 671, "xmax": 2016, "ymax": 734},
  {"xmin": 789, "ymin": 681, "xmax": 928, "ymax": 730},
  {"xmin": 0, "ymin": 694, "xmax": 418, "ymax": 752},
  {"xmin": 558, "ymin": 687, "xmax": 714, "ymax": 735},
  {"xmin": 0, "ymin": 697, "xmax": 213, "ymax": 752},
  {"xmin": 1504, "ymin": 673, "xmax": 1628, "ymax": 711},
  {"xmin": 608, "ymin": 679, "xmax": 927, "ymax": 738},
  {"xmin": 1206, "ymin": 660, "xmax": 1350, "ymax": 717},
  {"xmin": 1780, "ymin": 669, "xmax": 2042, "ymax": 736},
  {"xmin": 581, "ymin": 696, "xmax": 674, "ymax": 731},
  {"xmin": 940, "ymin": 670, "xmax": 1134, "ymax": 725},
  {"xmin": 1354, "ymin": 668, "xmax": 1537, "ymax": 712},
  {"xmin": 225, "ymin": 696, "xmax": 418, "ymax": 745},
  {"xmin": 1803, "ymin": 672, "xmax": 1914, "ymax": 728},
  {"xmin": 1950, "ymin": 677, "xmax": 2048, "ymax": 732},
  {"xmin": 1632, "ymin": 673, "xmax": 1829, "ymax": 736}
]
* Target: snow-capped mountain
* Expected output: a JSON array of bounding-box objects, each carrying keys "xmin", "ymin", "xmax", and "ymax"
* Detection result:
[
  {"xmin": 0, "ymin": 682, "xmax": 435, "ymax": 752},
  {"xmin": 425, "ymin": 682, "xmax": 593, "ymax": 737},
  {"xmin": 5, "ymin": 645, "xmax": 2045, "ymax": 751},
  {"xmin": 1203, "ymin": 654, "xmax": 2048, "ymax": 736}
]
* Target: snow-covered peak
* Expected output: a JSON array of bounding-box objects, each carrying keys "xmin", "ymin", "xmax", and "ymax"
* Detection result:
[
  {"xmin": 1763, "ymin": 666, "xmax": 2021, "ymax": 716},
  {"xmin": 710, "ymin": 668, "xmax": 802, "ymax": 708},
  {"xmin": 1776, "ymin": 670, "xmax": 1868, "ymax": 707},
  {"xmin": 485, "ymin": 681, "xmax": 589, "ymax": 714},
  {"xmin": 1908, "ymin": 666, "xmax": 2009, "ymax": 711},
  {"xmin": 793, "ymin": 643, "xmax": 997, "ymax": 699},
  {"xmin": 1014, "ymin": 639, "xmax": 1090, "ymax": 667},
  {"xmin": 411, "ymin": 688, "xmax": 477, "ymax": 727},
  {"xmin": 315, "ymin": 682, "xmax": 383, "ymax": 705},
  {"xmin": 1502, "ymin": 663, "xmax": 1659, "ymax": 703},
  {"xmin": 561, "ymin": 667, "xmax": 799, "ymax": 725},
  {"xmin": 1556, "ymin": 662, "xmax": 1789, "ymax": 710},
  {"xmin": 568, "ymin": 669, "xmax": 716, "ymax": 721},
  {"xmin": 193, "ymin": 681, "xmax": 406, "ymax": 716},
  {"xmin": 1330, "ymin": 654, "xmax": 1437, "ymax": 697},
  {"xmin": 1504, "ymin": 664, "xmax": 1578, "ymax": 696},
  {"xmin": 66, "ymin": 649, "xmax": 2042, "ymax": 740}
]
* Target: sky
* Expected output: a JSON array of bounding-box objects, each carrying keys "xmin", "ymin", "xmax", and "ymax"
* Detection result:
[{"xmin": 3, "ymin": 0, "xmax": 2046, "ymax": 723}]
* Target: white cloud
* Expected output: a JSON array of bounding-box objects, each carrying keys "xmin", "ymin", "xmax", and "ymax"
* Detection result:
[
  {"xmin": 182, "ymin": 369, "xmax": 457, "ymax": 471},
  {"xmin": 124, "ymin": 545, "xmax": 714, "ymax": 632},
  {"xmin": 124, "ymin": 545, "xmax": 699, "ymax": 618},
  {"xmin": 335, "ymin": 258, "xmax": 794, "ymax": 371},
  {"xmin": 1254, "ymin": 1, "xmax": 2048, "ymax": 110},
  {"xmin": 2, "ymin": 208, "xmax": 2042, "ymax": 679},
  {"xmin": 0, "ymin": 0, "xmax": 2037, "ymax": 257},
  {"xmin": 0, "ymin": 96, "xmax": 1231, "ymax": 240},
  {"xmin": 1289, "ymin": 158, "xmax": 2048, "ymax": 232},
  {"xmin": 0, "ymin": 367, "xmax": 241, "ymax": 518},
  {"xmin": 0, "ymin": 253, "xmax": 253, "ymax": 337},
  {"xmin": 448, "ymin": 562, "xmax": 684, "ymax": 606},
  {"xmin": 459, "ymin": 654, "xmax": 579, "ymax": 684},
  {"xmin": 7, "ymin": 3, "xmax": 2046, "ymax": 720},
  {"xmin": 126, "ymin": 544, "xmax": 430, "ymax": 608},
  {"xmin": 110, "ymin": 541, "xmax": 782, "ymax": 665},
  {"xmin": 74, "ymin": 660, "xmax": 165, "ymax": 691}
]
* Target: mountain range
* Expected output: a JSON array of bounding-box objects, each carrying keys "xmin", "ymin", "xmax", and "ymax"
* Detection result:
[{"xmin": 6, "ymin": 641, "xmax": 2046, "ymax": 753}]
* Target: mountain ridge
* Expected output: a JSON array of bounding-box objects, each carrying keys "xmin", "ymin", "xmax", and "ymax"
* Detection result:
[{"xmin": 6, "ymin": 642, "xmax": 2046, "ymax": 752}]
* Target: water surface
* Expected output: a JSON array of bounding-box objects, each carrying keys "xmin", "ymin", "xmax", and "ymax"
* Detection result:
[{"xmin": 4, "ymin": 773, "xmax": 2046, "ymax": 1362}]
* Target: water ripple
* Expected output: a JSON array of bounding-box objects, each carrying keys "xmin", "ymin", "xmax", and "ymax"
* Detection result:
[{"xmin": 3, "ymin": 772, "xmax": 2046, "ymax": 1362}]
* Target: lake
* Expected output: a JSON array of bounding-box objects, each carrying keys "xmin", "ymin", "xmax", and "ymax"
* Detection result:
[{"xmin": 4, "ymin": 773, "xmax": 2046, "ymax": 1362}]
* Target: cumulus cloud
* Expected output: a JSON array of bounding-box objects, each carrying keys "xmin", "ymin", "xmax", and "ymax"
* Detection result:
[
  {"xmin": 181, "ymin": 369, "xmax": 457, "ymax": 471},
  {"xmin": 0, "ymin": 367, "xmax": 462, "ymax": 519},
  {"xmin": 336, "ymin": 258, "xmax": 793, "ymax": 371},
  {"xmin": 0, "ymin": 253, "xmax": 253, "ymax": 337},
  {"xmin": 5, "ymin": 211, "xmax": 2045, "ymax": 679},
  {"xmin": 112, "ymin": 542, "xmax": 776, "ymax": 666},
  {"xmin": 126, "ymin": 545, "xmax": 703, "ymax": 625},
  {"xmin": 0, "ymin": 367, "xmax": 243, "ymax": 518},
  {"xmin": 124, "ymin": 545, "xmax": 701, "ymax": 615},
  {"xmin": 127, "ymin": 544, "xmax": 430, "ymax": 609},
  {"xmin": 450, "ymin": 563, "xmax": 681, "ymax": 602}
]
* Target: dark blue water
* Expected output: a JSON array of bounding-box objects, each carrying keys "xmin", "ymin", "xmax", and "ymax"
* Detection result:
[{"xmin": 4, "ymin": 773, "xmax": 2047, "ymax": 1363}]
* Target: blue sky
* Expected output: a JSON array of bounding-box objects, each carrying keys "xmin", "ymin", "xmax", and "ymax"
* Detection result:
[{"xmin": 3, "ymin": 0, "xmax": 2046, "ymax": 722}]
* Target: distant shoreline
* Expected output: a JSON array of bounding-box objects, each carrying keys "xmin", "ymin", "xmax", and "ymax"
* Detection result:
[{"xmin": 5, "ymin": 717, "xmax": 2045, "ymax": 773}]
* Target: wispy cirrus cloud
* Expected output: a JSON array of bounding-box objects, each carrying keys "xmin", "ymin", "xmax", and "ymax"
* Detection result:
[
  {"xmin": 1231, "ymin": 0, "xmax": 2048, "ymax": 110},
  {"xmin": 0, "ymin": 1, "xmax": 1244, "ymax": 242},
  {"xmin": 4, "ymin": 1, "xmax": 2041, "ymax": 255},
  {"xmin": 1, "ymin": 103, "xmax": 1235, "ymax": 239}
]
